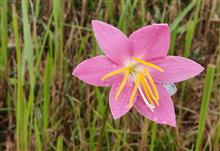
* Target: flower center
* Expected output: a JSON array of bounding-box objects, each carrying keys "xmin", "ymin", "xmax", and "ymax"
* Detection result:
[{"xmin": 101, "ymin": 57, "xmax": 164, "ymax": 111}]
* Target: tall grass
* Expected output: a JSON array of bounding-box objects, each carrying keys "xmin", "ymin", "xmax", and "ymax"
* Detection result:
[
  {"xmin": 34, "ymin": 118, "xmax": 42, "ymax": 151},
  {"xmin": 56, "ymin": 135, "xmax": 63, "ymax": 151},
  {"xmin": 22, "ymin": 1, "xmax": 36, "ymax": 150},
  {"xmin": 150, "ymin": 123, "xmax": 157, "ymax": 151},
  {"xmin": 12, "ymin": 3, "xmax": 22, "ymax": 151},
  {"xmin": 214, "ymin": 25, "xmax": 220, "ymax": 150},
  {"xmin": 178, "ymin": 0, "xmax": 202, "ymax": 136},
  {"xmin": 0, "ymin": 0, "xmax": 8, "ymax": 71},
  {"xmin": 195, "ymin": 65, "xmax": 215, "ymax": 151},
  {"xmin": 42, "ymin": 54, "xmax": 52, "ymax": 141},
  {"xmin": 0, "ymin": 0, "xmax": 219, "ymax": 150}
]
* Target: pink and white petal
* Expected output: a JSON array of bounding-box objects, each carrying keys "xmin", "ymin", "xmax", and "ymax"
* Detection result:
[
  {"xmin": 150, "ymin": 56, "xmax": 204, "ymax": 83},
  {"xmin": 134, "ymin": 84, "xmax": 176, "ymax": 127},
  {"xmin": 73, "ymin": 55, "xmax": 122, "ymax": 87},
  {"xmin": 129, "ymin": 24, "xmax": 170, "ymax": 60},
  {"xmin": 92, "ymin": 20, "xmax": 132, "ymax": 65},
  {"xmin": 109, "ymin": 78, "xmax": 137, "ymax": 119}
]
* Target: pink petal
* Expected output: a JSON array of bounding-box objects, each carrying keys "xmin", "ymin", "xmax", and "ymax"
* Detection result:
[
  {"xmin": 150, "ymin": 56, "xmax": 204, "ymax": 83},
  {"xmin": 73, "ymin": 55, "xmax": 122, "ymax": 87},
  {"xmin": 129, "ymin": 24, "xmax": 170, "ymax": 60},
  {"xmin": 134, "ymin": 84, "xmax": 176, "ymax": 127},
  {"xmin": 92, "ymin": 20, "xmax": 132, "ymax": 65},
  {"xmin": 109, "ymin": 78, "xmax": 136, "ymax": 119}
]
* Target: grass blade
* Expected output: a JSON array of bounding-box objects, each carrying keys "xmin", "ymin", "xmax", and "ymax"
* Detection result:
[
  {"xmin": 140, "ymin": 0, "xmax": 145, "ymax": 25},
  {"xmin": 118, "ymin": 0, "xmax": 130, "ymax": 32},
  {"xmin": 169, "ymin": 27, "xmax": 177, "ymax": 55},
  {"xmin": 12, "ymin": 3, "xmax": 23, "ymax": 150},
  {"xmin": 195, "ymin": 64, "xmax": 215, "ymax": 151},
  {"xmin": 34, "ymin": 118, "xmax": 42, "ymax": 151},
  {"xmin": 214, "ymin": 25, "xmax": 220, "ymax": 150},
  {"xmin": 22, "ymin": 0, "xmax": 36, "ymax": 149},
  {"xmin": 56, "ymin": 135, "xmax": 63, "ymax": 151},
  {"xmin": 43, "ymin": 53, "xmax": 52, "ymax": 141},
  {"xmin": 0, "ymin": 0, "xmax": 8, "ymax": 70},
  {"xmin": 184, "ymin": 20, "xmax": 195, "ymax": 57},
  {"xmin": 170, "ymin": 0, "xmax": 195, "ymax": 32},
  {"xmin": 150, "ymin": 123, "xmax": 157, "ymax": 151}
]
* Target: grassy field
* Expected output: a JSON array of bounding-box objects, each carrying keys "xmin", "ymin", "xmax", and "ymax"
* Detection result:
[{"xmin": 0, "ymin": 0, "xmax": 220, "ymax": 150}]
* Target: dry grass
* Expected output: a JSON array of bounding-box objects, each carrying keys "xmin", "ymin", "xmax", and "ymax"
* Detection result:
[{"xmin": 0, "ymin": 0, "xmax": 220, "ymax": 150}]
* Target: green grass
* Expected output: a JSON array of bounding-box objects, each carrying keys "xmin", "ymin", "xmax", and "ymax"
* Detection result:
[
  {"xmin": 214, "ymin": 26, "xmax": 220, "ymax": 150},
  {"xmin": 0, "ymin": 0, "xmax": 8, "ymax": 71},
  {"xmin": 43, "ymin": 53, "xmax": 52, "ymax": 141},
  {"xmin": 195, "ymin": 65, "xmax": 215, "ymax": 151},
  {"xmin": 0, "ymin": 0, "xmax": 219, "ymax": 150},
  {"xmin": 169, "ymin": 0, "xmax": 195, "ymax": 32},
  {"xmin": 56, "ymin": 135, "xmax": 63, "ymax": 151},
  {"xmin": 178, "ymin": 0, "xmax": 202, "ymax": 135},
  {"xmin": 150, "ymin": 123, "xmax": 157, "ymax": 151},
  {"xmin": 34, "ymin": 118, "xmax": 42, "ymax": 151},
  {"xmin": 12, "ymin": 3, "xmax": 22, "ymax": 150}
]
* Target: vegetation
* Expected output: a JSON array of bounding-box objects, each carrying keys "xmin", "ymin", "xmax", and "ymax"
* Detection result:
[{"xmin": 0, "ymin": 0, "xmax": 219, "ymax": 150}]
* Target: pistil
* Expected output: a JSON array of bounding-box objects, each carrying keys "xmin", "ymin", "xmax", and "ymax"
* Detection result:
[
  {"xmin": 101, "ymin": 57, "xmax": 164, "ymax": 111},
  {"xmin": 131, "ymin": 72, "xmax": 155, "ymax": 111}
]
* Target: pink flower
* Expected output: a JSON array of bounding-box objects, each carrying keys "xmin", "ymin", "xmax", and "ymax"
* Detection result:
[{"xmin": 73, "ymin": 20, "xmax": 204, "ymax": 127}]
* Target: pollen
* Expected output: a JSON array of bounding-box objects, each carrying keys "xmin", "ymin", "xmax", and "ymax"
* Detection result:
[
  {"xmin": 139, "ymin": 72, "xmax": 155, "ymax": 106},
  {"xmin": 144, "ymin": 68, "xmax": 159, "ymax": 103},
  {"xmin": 101, "ymin": 57, "xmax": 164, "ymax": 111}
]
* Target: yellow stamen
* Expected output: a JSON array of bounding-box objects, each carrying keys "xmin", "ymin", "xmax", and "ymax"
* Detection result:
[
  {"xmin": 129, "ymin": 73, "xmax": 140, "ymax": 108},
  {"xmin": 115, "ymin": 71, "xmax": 129, "ymax": 100},
  {"xmin": 132, "ymin": 57, "xmax": 164, "ymax": 72},
  {"xmin": 139, "ymin": 72, "xmax": 155, "ymax": 106},
  {"xmin": 144, "ymin": 68, "xmax": 159, "ymax": 105},
  {"xmin": 101, "ymin": 67, "xmax": 130, "ymax": 81},
  {"xmin": 142, "ymin": 73, "xmax": 159, "ymax": 105}
]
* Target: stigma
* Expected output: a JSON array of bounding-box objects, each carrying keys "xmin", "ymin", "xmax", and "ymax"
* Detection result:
[{"xmin": 101, "ymin": 57, "xmax": 164, "ymax": 111}]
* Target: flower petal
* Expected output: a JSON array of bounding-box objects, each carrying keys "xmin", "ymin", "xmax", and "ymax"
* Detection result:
[
  {"xmin": 109, "ymin": 78, "xmax": 136, "ymax": 119},
  {"xmin": 134, "ymin": 84, "xmax": 176, "ymax": 127},
  {"xmin": 92, "ymin": 20, "xmax": 132, "ymax": 65},
  {"xmin": 129, "ymin": 24, "xmax": 170, "ymax": 60},
  {"xmin": 73, "ymin": 55, "xmax": 122, "ymax": 87},
  {"xmin": 151, "ymin": 56, "xmax": 204, "ymax": 83}
]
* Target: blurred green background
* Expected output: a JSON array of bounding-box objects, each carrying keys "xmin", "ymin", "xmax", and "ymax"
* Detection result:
[{"xmin": 0, "ymin": 0, "xmax": 220, "ymax": 150}]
